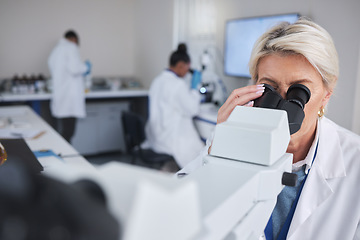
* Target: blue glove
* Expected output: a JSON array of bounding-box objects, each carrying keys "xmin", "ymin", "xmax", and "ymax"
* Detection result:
[
  {"xmin": 84, "ymin": 60, "xmax": 92, "ymax": 76},
  {"xmin": 191, "ymin": 70, "xmax": 202, "ymax": 89}
]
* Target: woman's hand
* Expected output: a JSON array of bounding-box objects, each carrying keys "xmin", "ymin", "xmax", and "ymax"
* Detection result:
[
  {"xmin": 217, "ymin": 84, "xmax": 265, "ymax": 124},
  {"xmin": 208, "ymin": 84, "xmax": 265, "ymax": 154}
]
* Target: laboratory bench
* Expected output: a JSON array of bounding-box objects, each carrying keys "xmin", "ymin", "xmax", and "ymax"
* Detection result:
[
  {"xmin": 0, "ymin": 105, "xmax": 94, "ymax": 171},
  {"xmin": 0, "ymin": 88, "xmax": 149, "ymax": 156}
]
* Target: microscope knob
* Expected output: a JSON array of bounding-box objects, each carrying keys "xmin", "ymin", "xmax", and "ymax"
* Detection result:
[{"xmin": 282, "ymin": 172, "xmax": 298, "ymax": 187}]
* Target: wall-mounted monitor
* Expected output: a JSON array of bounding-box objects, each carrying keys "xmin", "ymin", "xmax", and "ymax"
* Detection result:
[{"xmin": 224, "ymin": 13, "xmax": 300, "ymax": 78}]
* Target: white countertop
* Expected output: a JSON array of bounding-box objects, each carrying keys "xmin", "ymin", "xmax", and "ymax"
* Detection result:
[
  {"xmin": 196, "ymin": 103, "xmax": 219, "ymax": 124},
  {"xmin": 0, "ymin": 88, "xmax": 148, "ymax": 102},
  {"xmin": 0, "ymin": 105, "xmax": 94, "ymax": 171}
]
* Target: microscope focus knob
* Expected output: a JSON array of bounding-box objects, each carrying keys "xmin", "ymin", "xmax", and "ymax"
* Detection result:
[{"xmin": 282, "ymin": 172, "xmax": 298, "ymax": 187}]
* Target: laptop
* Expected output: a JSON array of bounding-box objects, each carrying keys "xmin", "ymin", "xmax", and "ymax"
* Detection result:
[{"xmin": 1, "ymin": 138, "xmax": 43, "ymax": 173}]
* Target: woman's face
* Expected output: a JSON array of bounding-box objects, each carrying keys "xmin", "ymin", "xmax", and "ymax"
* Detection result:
[
  {"xmin": 176, "ymin": 61, "xmax": 191, "ymax": 78},
  {"xmin": 256, "ymin": 54, "xmax": 332, "ymax": 148}
]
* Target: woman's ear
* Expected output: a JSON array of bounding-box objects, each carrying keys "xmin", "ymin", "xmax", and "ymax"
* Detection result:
[{"xmin": 322, "ymin": 89, "xmax": 332, "ymax": 106}]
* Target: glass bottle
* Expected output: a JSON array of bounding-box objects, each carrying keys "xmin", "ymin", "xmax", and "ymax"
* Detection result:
[{"xmin": 0, "ymin": 142, "xmax": 7, "ymax": 166}]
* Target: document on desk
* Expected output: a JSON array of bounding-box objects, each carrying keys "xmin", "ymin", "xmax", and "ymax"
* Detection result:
[{"xmin": 0, "ymin": 129, "xmax": 45, "ymax": 139}]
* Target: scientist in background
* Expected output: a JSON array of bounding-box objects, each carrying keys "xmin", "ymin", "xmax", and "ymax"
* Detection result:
[
  {"xmin": 145, "ymin": 43, "xmax": 204, "ymax": 170},
  {"xmin": 48, "ymin": 30, "xmax": 91, "ymax": 142}
]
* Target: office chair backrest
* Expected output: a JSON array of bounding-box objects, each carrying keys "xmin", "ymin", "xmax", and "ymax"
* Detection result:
[{"xmin": 121, "ymin": 111, "xmax": 147, "ymax": 152}]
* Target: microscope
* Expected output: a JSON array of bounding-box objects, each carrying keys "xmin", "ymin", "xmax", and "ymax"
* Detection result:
[{"xmin": 40, "ymin": 105, "xmax": 297, "ymax": 240}]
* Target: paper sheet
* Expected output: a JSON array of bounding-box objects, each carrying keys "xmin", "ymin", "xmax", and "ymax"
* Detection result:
[{"xmin": 0, "ymin": 129, "xmax": 45, "ymax": 139}]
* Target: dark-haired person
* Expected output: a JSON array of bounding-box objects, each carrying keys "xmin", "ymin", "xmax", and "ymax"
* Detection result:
[
  {"xmin": 144, "ymin": 43, "xmax": 204, "ymax": 170},
  {"xmin": 48, "ymin": 30, "xmax": 91, "ymax": 142}
]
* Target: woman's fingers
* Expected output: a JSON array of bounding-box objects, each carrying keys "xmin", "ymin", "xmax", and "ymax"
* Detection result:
[
  {"xmin": 217, "ymin": 84, "xmax": 264, "ymax": 124},
  {"xmin": 244, "ymin": 100, "xmax": 254, "ymax": 107}
]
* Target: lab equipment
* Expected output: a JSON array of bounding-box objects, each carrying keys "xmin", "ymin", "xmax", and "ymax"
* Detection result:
[
  {"xmin": 210, "ymin": 106, "xmax": 290, "ymax": 166},
  {"xmin": 198, "ymin": 49, "xmax": 228, "ymax": 105},
  {"xmin": 7, "ymin": 74, "xmax": 47, "ymax": 94},
  {"xmin": 199, "ymin": 82, "xmax": 215, "ymax": 103},
  {"xmin": 45, "ymin": 106, "xmax": 293, "ymax": 240},
  {"xmin": 0, "ymin": 160, "xmax": 119, "ymax": 240},
  {"xmin": 253, "ymin": 83, "xmax": 311, "ymax": 134},
  {"xmin": 191, "ymin": 69, "xmax": 202, "ymax": 89}
]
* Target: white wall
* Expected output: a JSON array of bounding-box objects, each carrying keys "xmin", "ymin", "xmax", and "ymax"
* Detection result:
[
  {"xmin": 133, "ymin": 0, "xmax": 174, "ymax": 88},
  {"xmin": 213, "ymin": 0, "xmax": 360, "ymax": 131},
  {"xmin": 1, "ymin": 0, "xmax": 359, "ymax": 131},
  {"xmin": 0, "ymin": 0, "xmax": 174, "ymax": 88},
  {"xmin": 0, "ymin": 0, "xmax": 136, "ymax": 78},
  {"xmin": 352, "ymin": 45, "xmax": 360, "ymax": 134}
]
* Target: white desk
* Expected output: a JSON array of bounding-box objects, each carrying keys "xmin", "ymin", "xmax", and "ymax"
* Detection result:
[
  {"xmin": 0, "ymin": 105, "xmax": 94, "ymax": 171},
  {"xmin": 0, "ymin": 89, "xmax": 149, "ymax": 155}
]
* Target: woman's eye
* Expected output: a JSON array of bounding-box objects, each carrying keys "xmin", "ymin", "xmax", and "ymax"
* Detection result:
[{"xmin": 267, "ymin": 84, "xmax": 278, "ymax": 91}]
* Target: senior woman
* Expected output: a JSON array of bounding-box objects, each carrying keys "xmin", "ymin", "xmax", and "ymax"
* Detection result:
[{"xmin": 216, "ymin": 18, "xmax": 360, "ymax": 239}]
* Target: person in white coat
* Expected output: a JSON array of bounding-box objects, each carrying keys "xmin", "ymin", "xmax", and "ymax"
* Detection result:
[
  {"xmin": 213, "ymin": 18, "xmax": 360, "ymax": 239},
  {"xmin": 48, "ymin": 30, "xmax": 91, "ymax": 142},
  {"xmin": 145, "ymin": 43, "xmax": 204, "ymax": 169}
]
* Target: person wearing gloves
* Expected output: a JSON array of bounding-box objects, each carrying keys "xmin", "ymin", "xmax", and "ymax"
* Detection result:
[
  {"xmin": 48, "ymin": 30, "xmax": 91, "ymax": 142},
  {"xmin": 144, "ymin": 43, "xmax": 204, "ymax": 170}
]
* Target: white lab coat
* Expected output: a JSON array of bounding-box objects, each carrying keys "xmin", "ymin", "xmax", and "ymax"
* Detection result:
[
  {"xmin": 258, "ymin": 117, "xmax": 360, "ymax": 240},
  {"xmin": 145, "ymin": 70, "xmax": 204, "ymax": 168},
  {"xmin": 48, "ymin": 38, "xmax": 88, "ymax": 118},
  {"xmin": 180, "ymin": 114, "xmax": 360, "ymax": 239}
]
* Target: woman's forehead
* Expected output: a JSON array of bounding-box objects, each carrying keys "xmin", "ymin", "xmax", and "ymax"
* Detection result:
[{"xmin": 257, "ymin": 54, "xmax": 322, "ymax": 84}]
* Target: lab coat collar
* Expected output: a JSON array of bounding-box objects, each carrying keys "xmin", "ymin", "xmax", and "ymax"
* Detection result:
[
  {"xmin": 166, "ymin": 69, "xmax": 180, "ymax": 78},
  {"xmin": 316, "ymin": 117, "xmax": 346, "ymax": 179},
  {"xmin": 292, "ymin": 120, "xmax": 320, "ymax": 173},
  {"xmin": 287, "ymin": 117, "xmax": 346, "ymax": 238},
  {"xmin": 60, "ymin": 38, "xmax": 77, "ymax": 47}
]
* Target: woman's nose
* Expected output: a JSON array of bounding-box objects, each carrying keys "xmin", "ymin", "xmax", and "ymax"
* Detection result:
[{"xmin": 278, "ymin": 88, "xmax": 287, "ymax": 99}]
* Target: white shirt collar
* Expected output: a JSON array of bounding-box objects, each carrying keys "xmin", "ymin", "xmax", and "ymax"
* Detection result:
[{"xmin": 292, "ymin": 118, "xmax": 320, "ymax": 173}]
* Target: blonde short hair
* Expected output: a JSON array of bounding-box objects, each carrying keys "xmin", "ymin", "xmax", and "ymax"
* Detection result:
[{"xmin": 249, "ymin": 17, "xmax": 339, "ymax": 90}]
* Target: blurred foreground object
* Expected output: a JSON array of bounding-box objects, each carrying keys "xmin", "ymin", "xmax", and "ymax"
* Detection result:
[
  {"xmin": 0, "ymin": 160, "xmax": 120, "ymax": 240},
  {"xmin": 47, "ymin": 106, "xmax": 293, "ymax": 240}
]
